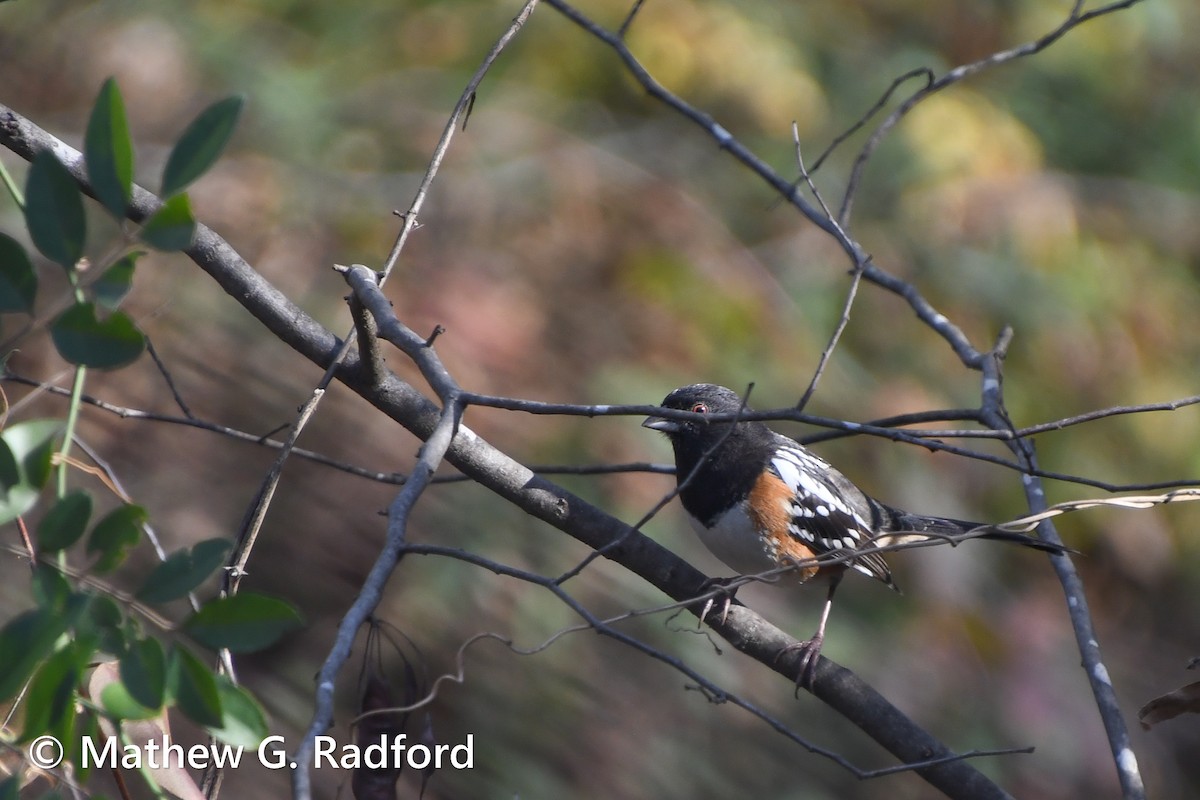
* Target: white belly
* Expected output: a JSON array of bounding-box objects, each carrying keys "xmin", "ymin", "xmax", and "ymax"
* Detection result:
[{"xmin": 688, "ymin": 503, "xmax": 777, "ymax": 577}]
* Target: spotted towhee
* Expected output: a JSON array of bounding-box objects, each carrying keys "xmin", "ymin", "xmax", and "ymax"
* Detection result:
[{"xmin": 643, "ymin": 383, "xmax": 1066, "ymax": 687}]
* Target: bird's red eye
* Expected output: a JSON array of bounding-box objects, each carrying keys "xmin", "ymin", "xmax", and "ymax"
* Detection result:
[{"xmin": 690, "ymin": 402, "xmax": 708, "ymax": 414}]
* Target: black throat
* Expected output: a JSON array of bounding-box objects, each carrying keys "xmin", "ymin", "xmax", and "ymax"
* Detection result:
[{"xmin": 669, "ymin": 421, "xmax": 775, "ymax": 527}]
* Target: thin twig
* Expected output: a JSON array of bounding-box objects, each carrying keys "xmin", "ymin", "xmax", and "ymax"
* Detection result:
[
  {"xmin": 396, "ymin": 544, "xmax": 862, "ymax": 772},
  {"xmin": 617, "ymin": 0, "xmax": 648, "ymax": 38},
  {"xmin": 1, "ymin": 372, "xmax": 407, "ymax": 484},
  {"xmin": 977, "ymin": 334, "xmax": 1145, "ymax": 800},
  {"xmin": 789, "ymin": 123, "xmax": 866, "ymax": 412},
  {"xmin": 389, "ymin": 542, "xmax": 1036, "ymax": 779},
  {"xmin": 808, "ymin": 67, "xmax": 933, "ymax": 174},
  {"xmin": 226, "ymin": 0, "xmax": 541, "ymax": 606},
  {"xmin": 838, "ymin": 0, "xmax": 1147, "ymax": 225},
  {"xmin": 545, "ymin": 0, "xmax": 1143, "ymax": 374},
  {"xmin": 224, "ymin": 388, "xmax": 325, "ymax": 594},
  {"xmin": 0, "ymin": 543, "xmax": 174, "ymax": 632},
  {"xmin": 13, "ymin": 371, "xmax": 1197, "ymax": 497},
  {"xmin": 554, "ymin": 384, "xmax": 756, "ymax": 585},
  {"xmin": 144, "ymin": 336, "xmax": 194, "ymax": 419},
  {"xmin": 542, "ymin": 0, "xmax": 987, "ymax": 366},
  {"xmin": 377, "ymin": 3, "xmax": 540, "ymax": 283}
]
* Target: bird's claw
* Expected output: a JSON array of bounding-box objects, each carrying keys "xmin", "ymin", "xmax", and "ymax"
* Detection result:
[
  {"xmin": 697, "ymin": 576, "xmax": 739, "ymax": 629},
  {"xmin": 774, "ymin": 632, "xmax": 825, "ymax": 692}
]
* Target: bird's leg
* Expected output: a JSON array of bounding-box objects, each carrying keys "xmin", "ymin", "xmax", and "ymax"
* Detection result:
[
  {"xmin": 775, "ymin": 572, "xmax": 843, "ymax": 690},
  {"xmin": 696, "ymin": 576, "xmax": 740, "ymax": 629}
]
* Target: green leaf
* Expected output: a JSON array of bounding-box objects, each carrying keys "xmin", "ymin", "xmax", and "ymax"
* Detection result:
[
  {"xmin": 51, "ymin": 301, "xmax": 146, "ymax": 369},
  {"xmin": 160, "ymin": 96, "xmax": 244, "ymax": 197},
  {"xmin": 80, "ymin": 593, "xmax": 127, "ymax": 657},
  {"xmin": 136, "ymin": 538, "xmax": 232, "ymax": 605},
  {"xmin": 169, "ymin": 646, "xmax": 223, "ymax": 728},
  {"xmin": 24, "ymin": 150, "xmax": 86, "ymax": 270},
  {"xmin": 120, "ymin": 637, "xmax": 166, "ymax": 710},
  {"xmin": 183, "ymin": 593, "xmax": 303, "ymax": 653},
  {"xmin": 88, "ymin": 593, "xmax": 123, "ymax": 629},
  {"xmin": 86, "ymin": 503, "xmax": 145, "ymax": 573},
  {"xmin": 5, "ymin": 419, "xmax": 61, "ymax": 488},
  {"xmin": 206, "ymin": 673, "xmax": 268, "ymax": 748},
  {"xmin": 0, "ymin": 608, "xmax": 71, "ymax": 701},
  {"xmin": 70, "ymin": 712, "xmax": 102, "ymax": 784},
  {"xmin": 21, "ymin": 639, "xmax": 90, "ymax": 741},
  {"xmin": 85, "ymin": 78, "xmax": 134, "ymax": 219},
  {"xmin": 0, "ymin": 233, "xmax": 37, "ymax": 313},
  {"xmin": 0, "ymin": 420, "xmax": 63, "ymax": 526},
  {"xmin": 0, "ymin": 439, "xmax": 18, "ymax": 491},
  {"xmin": 1, "ymin": 492, "xmax": 33, "ymax": 532},
  {"xmin": 99, "ymin": 679, "xmax": 159, "ymax": 721},
  {"xmin": 92, "ymin": 252, "xmax": 140, "ymax": 310},
  {"xmin": 31, "ymin": 563, "xmax": 71, "ymax": 611},
  {"xmin": 37, "ymin": 491, "xmax": 92, "ymax": 552},
  {"xmin": 138, "ymin": 193, "xmax": 196, "ymax": 251}
]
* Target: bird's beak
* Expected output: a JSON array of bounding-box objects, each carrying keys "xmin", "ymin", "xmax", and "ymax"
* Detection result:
[{"xmin": 642, "ymin": 416, "xmax": 680, "ymax": 434}]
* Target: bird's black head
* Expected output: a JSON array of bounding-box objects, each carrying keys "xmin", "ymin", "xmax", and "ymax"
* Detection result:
[
  {"xmin": 643, "ymin": 383, "xmax": 775, "ymax": 463},
  {"xmin": 642, "ymin": 384, "xmax": 748, "ymax": 437},
  {"xmin": 643, "ymin": 384, "xmax": 776, "ymax": 520}
]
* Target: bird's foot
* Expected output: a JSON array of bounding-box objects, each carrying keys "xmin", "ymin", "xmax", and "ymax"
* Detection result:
[
  {"xmin": 696, "ymin": 576, "xmax": 740, "ymax": 629},
  {"xmin": 774, "ymin": 631, "xmax": 825, "ymax": 692}
]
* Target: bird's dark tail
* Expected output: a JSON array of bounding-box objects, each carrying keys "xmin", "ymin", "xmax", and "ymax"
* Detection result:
[
  {"xmin": 878, "ymin": 504, "xmax": 1070, "ymax": 555},
  {"xmin": 976, "ymin": 528, "xmax": 1071, "ymax": 554}
]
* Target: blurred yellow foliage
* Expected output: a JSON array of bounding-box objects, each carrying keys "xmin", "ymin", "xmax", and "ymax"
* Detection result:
[
  {"xmin": 902, "ymin": 90, "xmax": 1043, "ymax": 180},
  {"xmin": 627, "ymin": 0, "xmax": 829, "ymax": 134}
]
